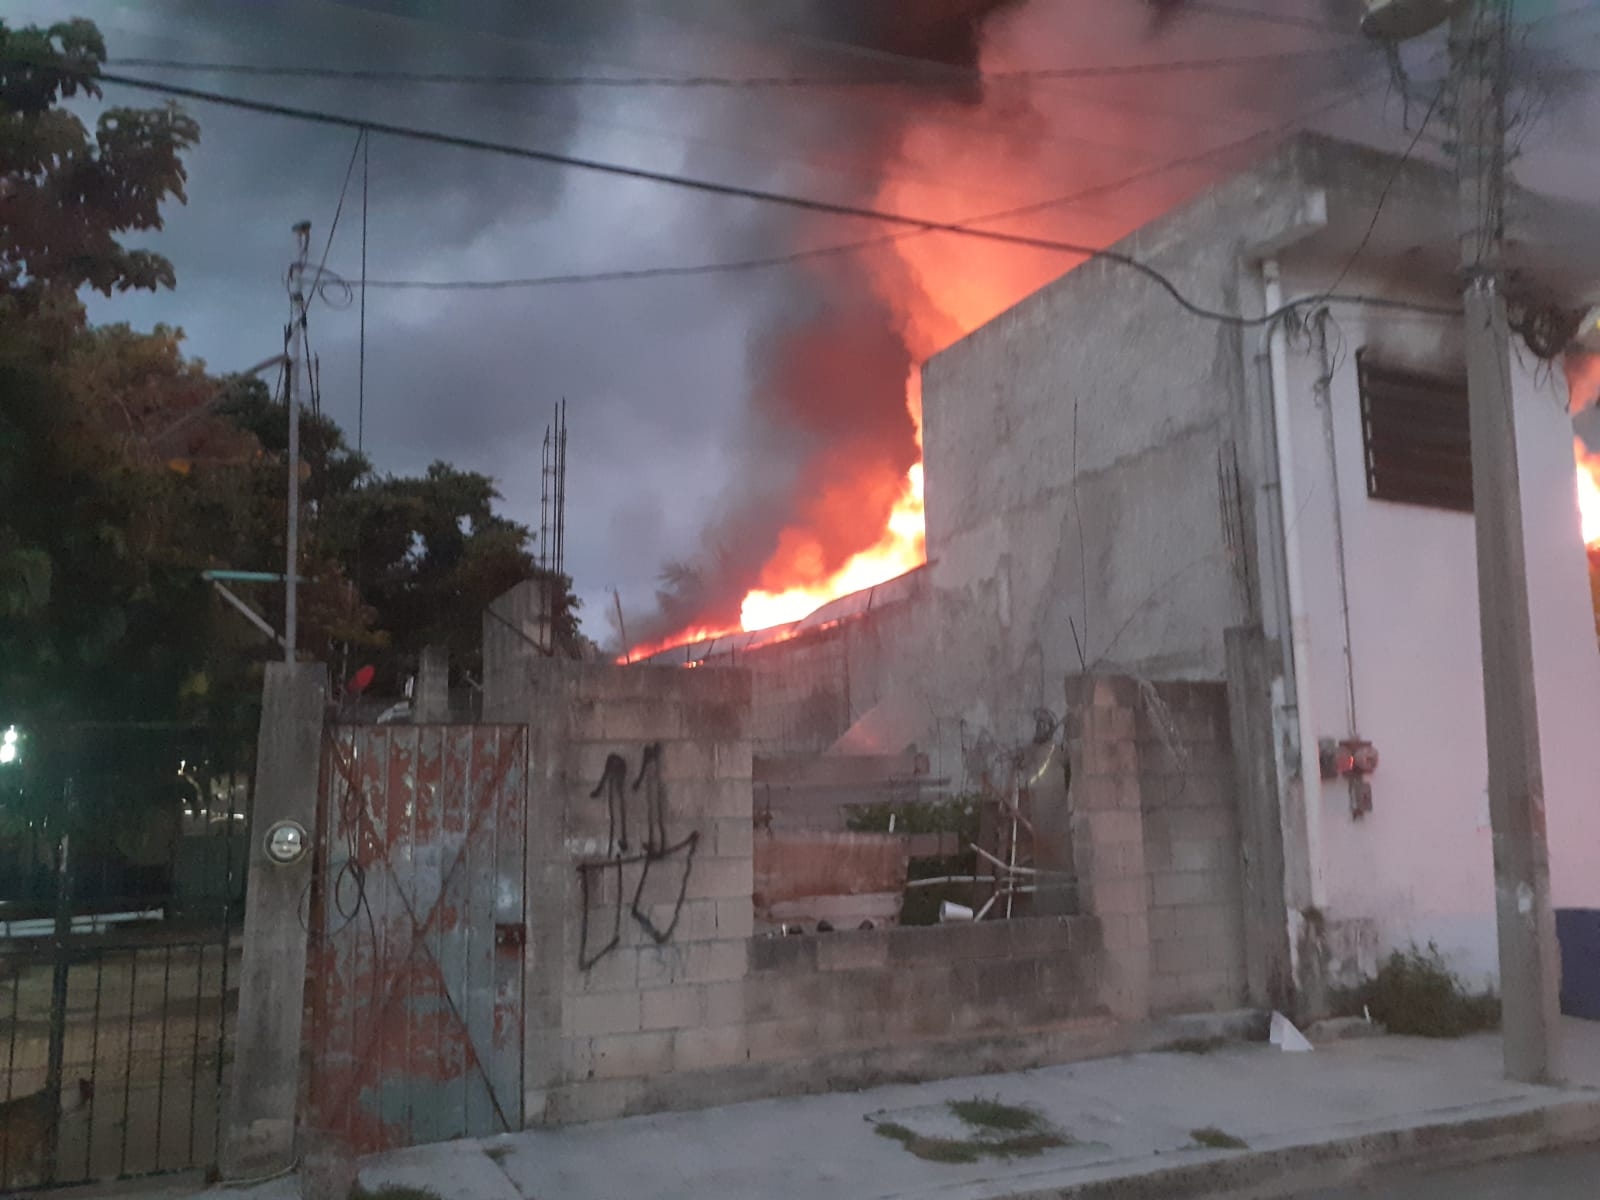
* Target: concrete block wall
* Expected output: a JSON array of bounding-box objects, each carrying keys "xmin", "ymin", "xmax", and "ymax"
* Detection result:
[
  {"xmin": 495, "ymin": 659, "xmax": 756, "ymax": 1126},
  {"xmin": 1135, "ymin": 681, "xmax": 1249, "ymax": 1014},
  {"xmin": 1064, "ymin": 674, "xmax": 1249, "ymax": 1021}
]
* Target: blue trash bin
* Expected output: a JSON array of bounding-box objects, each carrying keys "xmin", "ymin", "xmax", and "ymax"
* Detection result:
[{"xmin": 1556, "ymin": 908, "xmax": 1600, "ymax": 1021}]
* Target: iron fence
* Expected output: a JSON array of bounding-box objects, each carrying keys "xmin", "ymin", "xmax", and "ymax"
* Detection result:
[{"xmin": 0, "ymin": 721, "xmax": 252, "ymax": 1191}]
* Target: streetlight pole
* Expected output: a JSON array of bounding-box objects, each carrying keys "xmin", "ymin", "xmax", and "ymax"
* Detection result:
[
  {"xmin": 285, "ymin": 222, "xmax": 309, "ymax": 663},
  {"xmin": 1452, "ymin": 0, "xmax": 1563, "ymax": 1083}
]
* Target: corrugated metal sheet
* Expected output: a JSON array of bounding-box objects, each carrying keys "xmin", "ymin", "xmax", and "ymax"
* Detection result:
[
  {"xmin": 633, "ymin": 564, "xmax": 928, "ymax": 667},
  {"xmin": 307, "ymin": 725, "xmax": 527, "ymax": 1155}
]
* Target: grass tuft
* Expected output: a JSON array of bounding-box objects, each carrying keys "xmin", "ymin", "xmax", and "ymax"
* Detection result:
[
  {"xmin": 1162, "ymin": 1036, "xmax": 1228, "ymax": 1055},
  {"xmin": 947, "ymin": 1096, "xmax": 1047, "ymax": 1133},
  {"xmin": 348, "ymin": 1186, "xmax": 443, "ymax": 1200},
  {"xmin": 1190, "ymin": 1126, "xmax": 1249, "ymax": 1151},
  {"xmin": 871, "ymin": 1101, "xmax": 1070, "ymax": 1164},
  {"xmin": 1341, "ymin": 943, "xmax": 1500, "ymax": 1038}
]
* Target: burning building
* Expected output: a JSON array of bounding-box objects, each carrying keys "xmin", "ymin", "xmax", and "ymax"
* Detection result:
[{"xmin": 636, "ymin": 131, "xmax": 1600, "ymax": 1000}]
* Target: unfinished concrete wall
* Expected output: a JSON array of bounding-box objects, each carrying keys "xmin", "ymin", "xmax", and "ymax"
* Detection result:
[
  {"xmin": 1065, "ymin": 675, "xmax": 1247, "ymax": 1021},
  {"xmin": 914, "ymin": 152, "xmax": 1333, "ymax": 758},
  {"xmin": 487, "ymin": 661, "xmax": 755, "ymax": 1126},
  {"xmin": 481, "ymin": 630, "xmax": 1253, "ymax": 1127}
]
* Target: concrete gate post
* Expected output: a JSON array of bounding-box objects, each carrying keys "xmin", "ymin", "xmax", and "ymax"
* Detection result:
[{"xmin": 220, "ymin": 662, "xmax": 327, "ymax": 1180}]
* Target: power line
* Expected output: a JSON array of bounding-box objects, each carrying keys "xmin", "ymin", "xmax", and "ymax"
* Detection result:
[
  {"xmin": 89, "ymin": 68, "xmax": 1454, "ymax": 327},
  {"xmin": 338, "ymin": 62, "xmax": 1391, "ymax": 293},
  {"xmin": 1318, "ymin": 78, "xmax": 1450, "ymax": 300},
  {"xmin": 312, "ymin": 128, "xmax": 367, "ymax": 294},
  {"xmin": 104, "ymin": 45, "xmax": 1366, "ymax": 88},
  {"xmin": 358, "ymin": 132, "xmax": 369, "ymax": 457}
]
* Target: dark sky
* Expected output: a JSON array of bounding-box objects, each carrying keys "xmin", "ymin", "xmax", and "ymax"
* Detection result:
[{"xmin": 13, "ymin": 0, "xmax": 1599, "ymax": 647}]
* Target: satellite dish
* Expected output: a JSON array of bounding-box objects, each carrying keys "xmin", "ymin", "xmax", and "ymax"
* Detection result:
[{"xmin": 1360, "ymin": 0, "xmax": 1464, "ymax": 40}]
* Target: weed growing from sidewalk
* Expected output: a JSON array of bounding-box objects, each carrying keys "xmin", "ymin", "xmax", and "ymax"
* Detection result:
[
  {"xmin": 1190, "ymin": 1127, "xmax": 1249, "ymax": 1151},
  {"xmin": 1161, "ymin": 1036, "xmax": 1228, "ymax": 1055},
  {"xmin": 1352, "ymin": 944, "xmax": 1500, "ymax": 1038},
  {"xmin": 348, "ymin": 1185, "xmax": 443, "ymax": 1200},
  {"xmin": 870, "ymin": 1098, "xmax": 1070, "ymax": 1164},
  {"xmin": 947, "ymin": 1097, "xmax": 1047, "ymax": 1133}
]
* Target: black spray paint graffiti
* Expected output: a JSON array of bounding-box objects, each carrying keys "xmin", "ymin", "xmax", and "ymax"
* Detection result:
[{"xmin": 577, "ymin": 741, "xmax": 699, "ymax": 971}]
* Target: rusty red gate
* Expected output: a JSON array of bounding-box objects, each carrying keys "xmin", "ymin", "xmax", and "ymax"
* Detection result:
[{"xmin": 306, "ymin": 725, "xmax": 527, "ymax": 1154}]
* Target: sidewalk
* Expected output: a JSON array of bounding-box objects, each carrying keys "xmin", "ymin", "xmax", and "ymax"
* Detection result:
[{"xmin": 192, "ymin": 1017, "xmax": 1598, "ymax": 1200}]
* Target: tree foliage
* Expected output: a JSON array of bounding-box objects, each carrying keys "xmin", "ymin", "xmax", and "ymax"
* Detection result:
[
  {"xmin": 0, "ymin": 18, "xmax": 198, "ymax": 308},
  {"xmin": 0, "ymin": 18, "xmax": 578, "ymax": 742}
]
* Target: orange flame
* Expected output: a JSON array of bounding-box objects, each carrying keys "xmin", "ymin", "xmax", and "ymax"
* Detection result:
[
  {"xmin": 1577, "ymin": 438, "xmax": 1600, "ymax": 548},
  {"xmin": 742, "ymin": 462, "xmax": 924, "ymax": 631}
]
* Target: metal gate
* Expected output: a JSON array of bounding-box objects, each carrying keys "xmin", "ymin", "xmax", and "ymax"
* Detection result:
[
  {"xmin": 306, "ymin": 724, "xmax": 527, "ymax": 1155},
  {"xmin": 1, "ymin": 722, "xmax": 252, "ymax": 1192}
]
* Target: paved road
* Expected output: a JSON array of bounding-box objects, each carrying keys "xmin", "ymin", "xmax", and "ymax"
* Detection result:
[{"xmin": 1292, "ymin": 1147, "xmax": 1600, "ymax": 1198}]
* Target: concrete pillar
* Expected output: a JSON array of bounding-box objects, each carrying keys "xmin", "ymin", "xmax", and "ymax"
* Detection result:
[
  {"xmin": 1065, "ymin": 674, "xmax": 1150, "ymax": 1022},
  {"xmin": 1225, "ymin": 625, "xmax": 1294, "ymax": 1012},
  {"xmin": 414, "ymin": 644, "xmax": 450, "ymax": 722},
  {"xmin": 220, "ymin": 662, "xmax": 327, "ymax": 1180}
]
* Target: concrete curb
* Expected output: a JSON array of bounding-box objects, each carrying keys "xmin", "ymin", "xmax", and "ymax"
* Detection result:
[{"xmin": 975, "ymin": 1092, "xmax": 1600, "ymax": 1200}]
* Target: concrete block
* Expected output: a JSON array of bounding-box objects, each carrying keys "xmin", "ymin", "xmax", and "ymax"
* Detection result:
[
  {"xmin": 699, "ymin": 778, "xmax": 755, "ymax": 818},
  {"xmin": 598, "ymin": 699, "xmax": 686, "ymax": 742},
  {"xmin": 644, "ymin": 898, "xmax": 717, "ymax": 943},
  {"xmin": 1149, "ymin": 906, "xmax": 1182, "ymax": 942},
  {"xmin": 687, "ymin": 855, "xmax": 753, "ymax": 901},
  {"xmin": 1076, "ymin": 775, "xmax": 1142, "ymax": 812},
  {"xmin": 1077, "ymin": 809, "xmax": 1143, "ymax": 847},
  {"xmin": 746, "ymin": 1018, "xmax": 812, "ymax": 1062},
  {"xmin": 636, "ymin": 943, "xmax": 693, "ymax": 989},
  {"xmin": 545, "ymin": 1077, "xmax": 647, "ymax": 1125},
  {"xmin": 1179, "ymin": 904, "xmax": 1236, "ymax": 942},
  {"xmin": 1090, "ymin": 876, "xmax": 1147, "ymax": 916},
  {"xmin": 1151, "ymin": 871, "xmax": 1220, "ymax": 908},
  {"xmin": 589, "ymin": 1030, "xmax": 675, "ymax": 1080},
  {"xmin": 1166, "ymin": 807, "xmax": 1231, "ymax": 842},
  {"xmin": 973, "ymin": 955, "xmax": 1041, "ymax": 1003},
  {"xmin": 641, "ymin": 985, "xmax": 706, "ymax": 1031},
  {"xmin": 685, "ymin": 938, "xmax": 748, "ymax": 983},
  {"xmin": 572, "ymin": 945, "xmax": 638, "ymax": 994},
  {"xmin": 660, "ymin": 740, "xmax": 750, "ymax": 783},
  {"xmin": 567, "ymin": 990, "xmax": 642, "ymax": 1038},
  {"xmin": 816, "ymin": 929, "xmax": 890, "ymax": 972},
  {"xmin": 561, "ymin": 1036, "xmax": 596, "ymax": 1080},
  {"xmin": 749, "ymin": 933, "xmax": 817, "ymax": 974},
  {"xmin": 715, "ymin": 898, "xmax": 754, "ymax": 939},
  {"xmin": 701, "ymin": 980, "xmax": 746, "ymax": 1025},
  {"xmin": 1169, "ymin": 837, "xmax": 1229, "ymax": 875},
  {"xmin": 714, "ymin": 818, "xmax": 755, "ymax": 858},
  {"xmin": 682, "ymin": 699, "xmax": 746, "ymax": 741},
  {"xmin": 674, "ymin": 1023, "xmax": 750, "ymax": 1070}
]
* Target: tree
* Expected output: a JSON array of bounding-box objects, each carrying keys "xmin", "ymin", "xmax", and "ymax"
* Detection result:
[
  {"xmin": 0, "ymin": 19, "xmax": 198, "ymax": 309},
  {"xmin": 319, "ymin": 461, "xmax": 580, "ymax": 688}
]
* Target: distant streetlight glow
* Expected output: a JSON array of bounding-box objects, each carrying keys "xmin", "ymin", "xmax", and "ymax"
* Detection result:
[{"xmin": 0, "ymin": 726, "xmax": 18, "ymax": 766}]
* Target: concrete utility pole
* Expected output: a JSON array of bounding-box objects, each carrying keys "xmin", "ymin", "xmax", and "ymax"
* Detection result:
[
  {"xmin": 1452, "ymin": 0, "xmax": 1563, "ymax": 1083},
  {"xmin": 285, "ymin": 222, "xmax": 310, "ymax": 663}
]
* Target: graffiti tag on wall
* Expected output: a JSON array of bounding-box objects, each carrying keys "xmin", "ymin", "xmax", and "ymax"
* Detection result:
[{"xmin": 577, "ymin": 740, "xmax": 699, "ymax": 970}]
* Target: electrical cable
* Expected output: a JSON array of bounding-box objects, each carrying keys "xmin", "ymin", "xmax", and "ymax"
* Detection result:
[
  {"xmin": 357, "ymin": 132, "xmax": 369, "ymax": 457},
  {"xmin": 336, "ymin": 63, "xmax": 1390, "ymax": 294},
  {"xmin": 1317, "ymin": 77, "xmax": 1449, "ymax": 300},
  {"xmin": 87, "ymin": 68, "xmax": 1457, "ymax": 327},
  {"xmin": 104, "ymin": 44, "xmax": 1366, "ymax": 88},
  {"xmin": 311, "ymin": 128, "xmax": 366, "ymax": 298}
]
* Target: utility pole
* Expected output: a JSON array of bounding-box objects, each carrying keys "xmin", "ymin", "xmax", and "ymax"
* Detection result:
[
  {"xmin": 285, "ymin": 221, "xmax": 310, "ymax": 663},
  {"xmin": 1453, "ymin": 0, "xmax": 1563, "ymax": 1083}
]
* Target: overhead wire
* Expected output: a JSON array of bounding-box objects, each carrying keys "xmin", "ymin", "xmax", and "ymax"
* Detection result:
[
  {"xmin": 86, "ymin": 67, "xmax": 1457, "ymax": 328},
  {"xmin": 1316, "ymin": 76, "xmax": 1450, "ymax": 301},
  {"xmin": 105, "ymin": 44, "xmax": 1367, "ymax": 88},
  {"xmin": 333, "ymin": 60, "xmax": 1392, "ymax": 293}
]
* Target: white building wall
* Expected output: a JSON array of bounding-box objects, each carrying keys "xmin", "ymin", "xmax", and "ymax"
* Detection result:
[{"xmin": 1276, "ymin": 260, "xmax": 1600, "ymax": 987}]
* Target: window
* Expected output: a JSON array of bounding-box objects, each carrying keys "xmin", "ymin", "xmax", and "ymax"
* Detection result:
[{"xmin": 1357, "ymin": 352, "xmax": 1473, "ymax": 513}]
